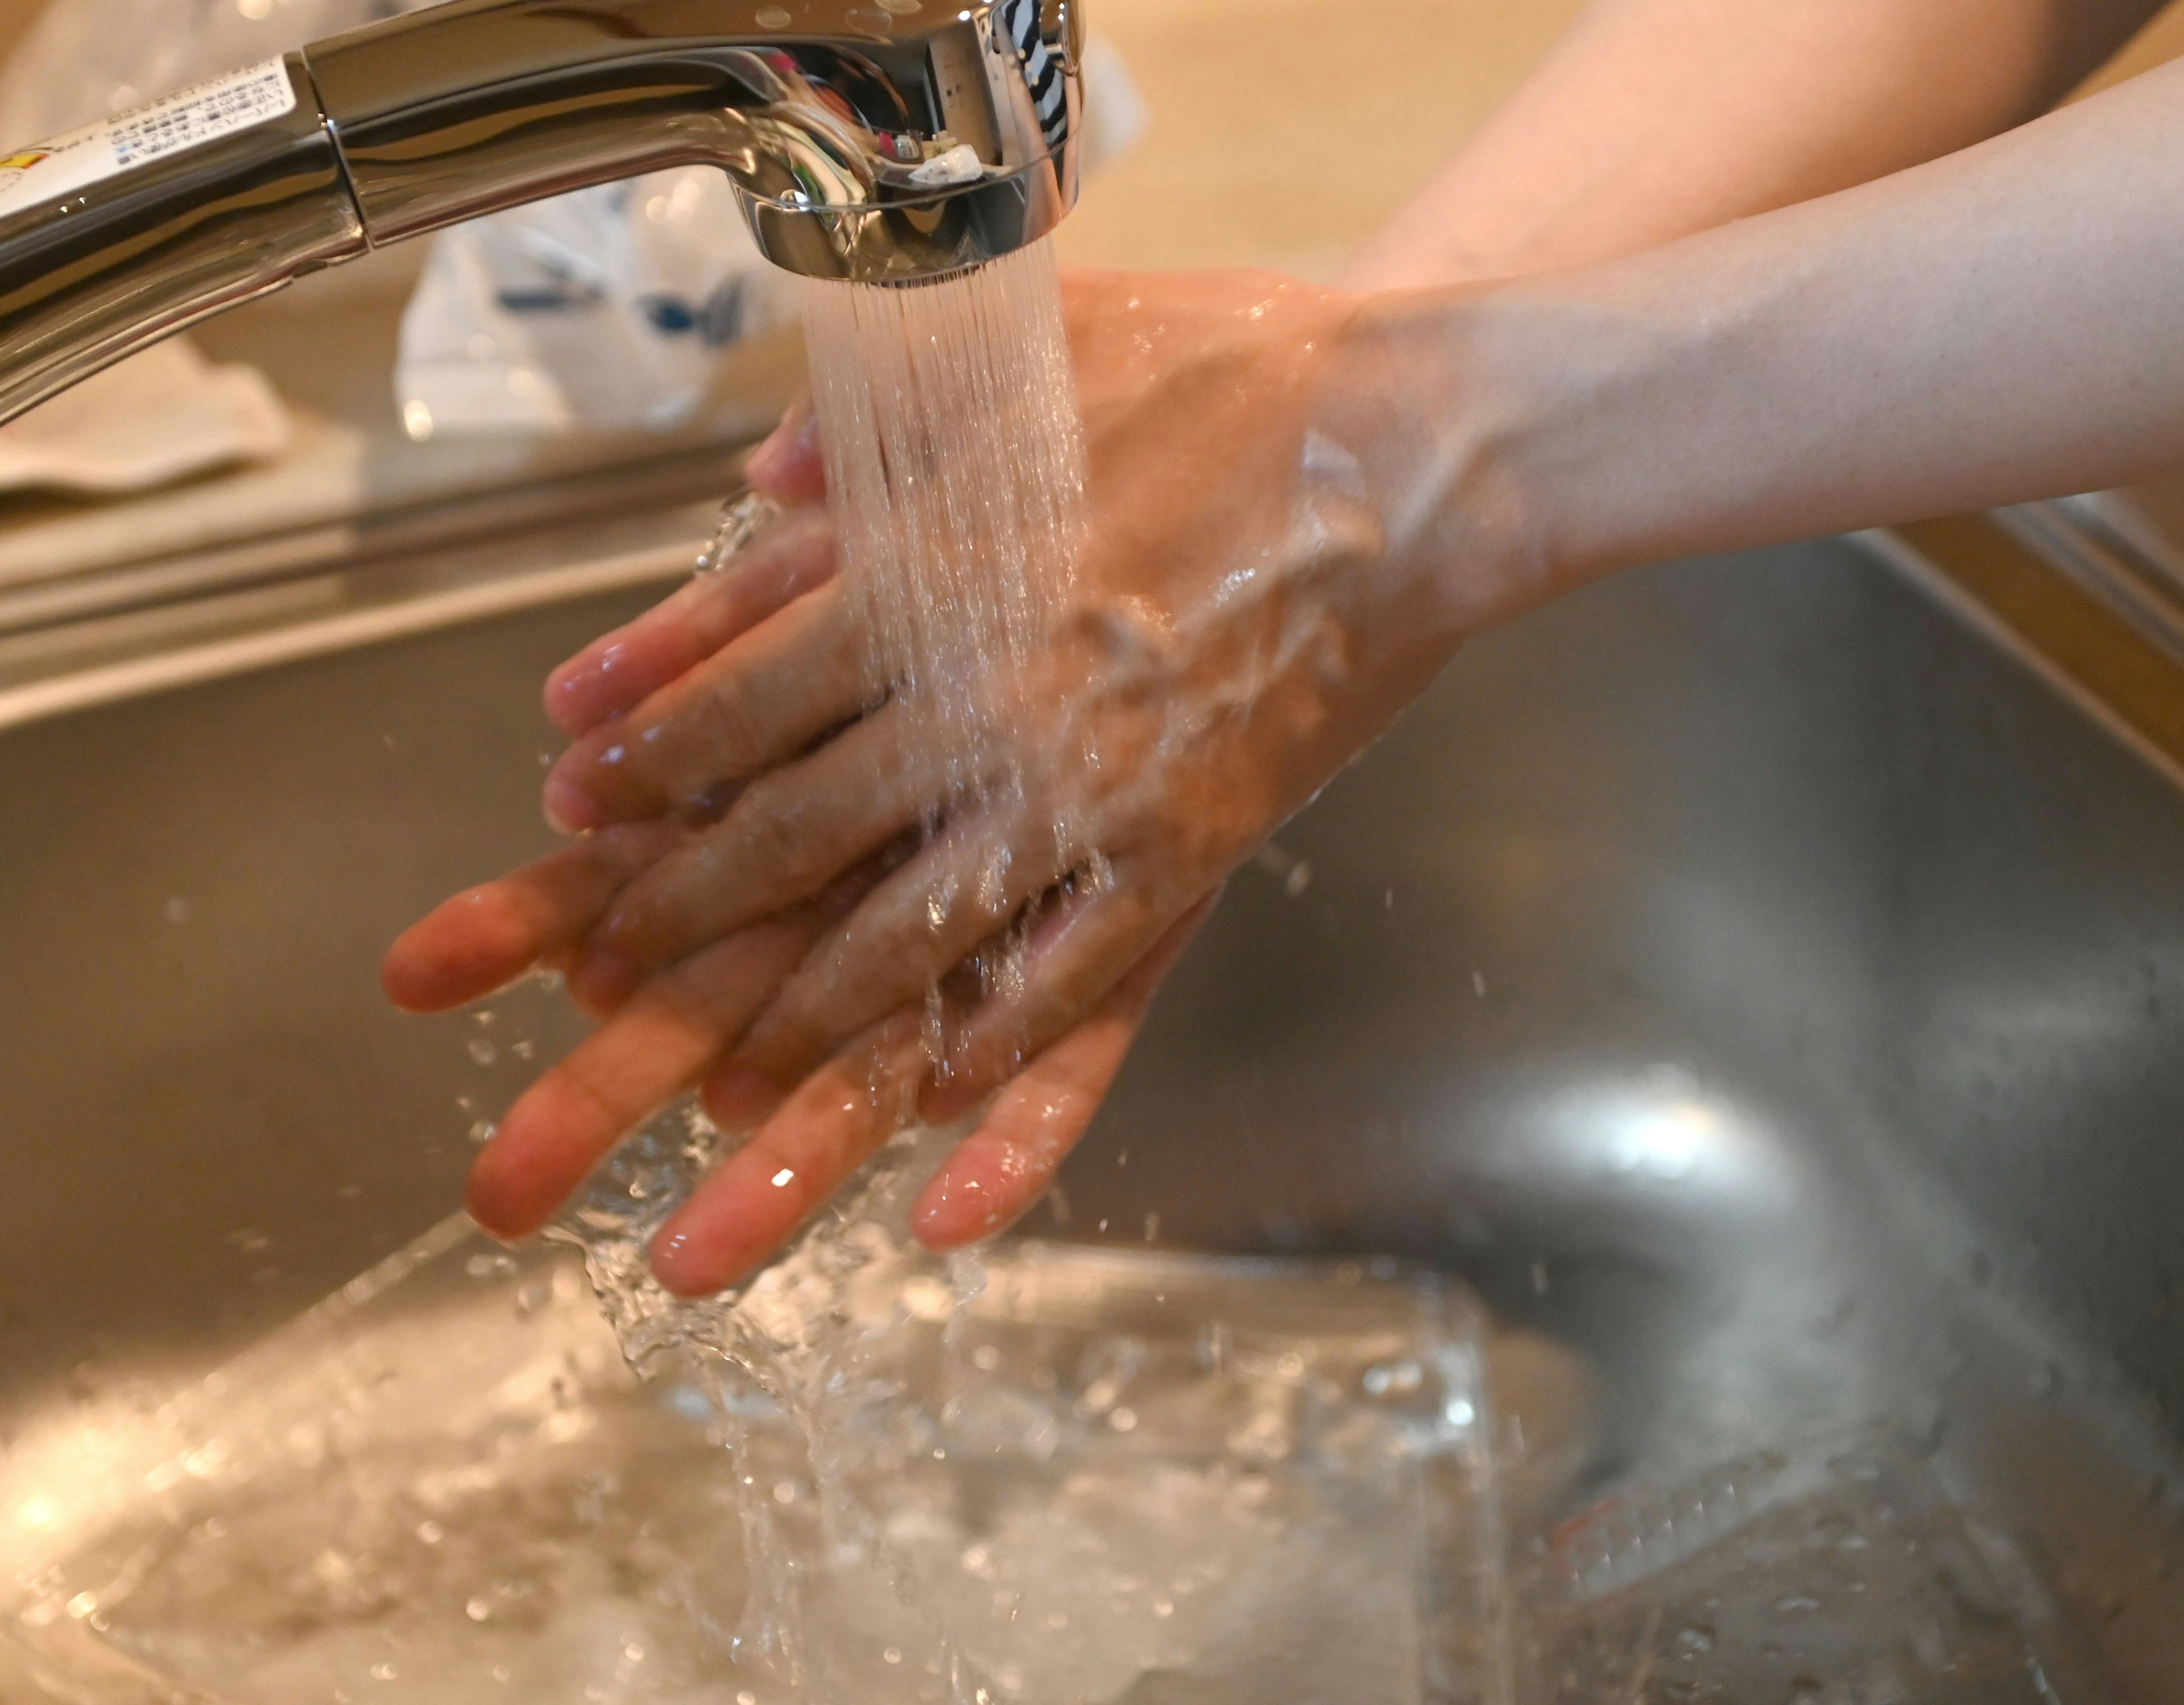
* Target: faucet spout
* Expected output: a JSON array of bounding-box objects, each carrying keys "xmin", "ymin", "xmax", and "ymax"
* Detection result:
[{"xmin": 0, "ymin": 0, "xmax": 1082, "ymax": 422}]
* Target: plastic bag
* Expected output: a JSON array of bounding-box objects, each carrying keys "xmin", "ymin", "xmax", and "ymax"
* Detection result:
[
  {"xmin": 395, "ymin": 33, "xmax": 1144, "ymax": 439},
  {"xmin": 394, "ymin": 166, "xmax": 799, "ymax": 438}
]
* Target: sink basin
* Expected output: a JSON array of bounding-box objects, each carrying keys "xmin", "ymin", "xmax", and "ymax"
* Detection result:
[{"xmin": 1, "ymin": 506, "xmax": 2179, "ymax": 1700}]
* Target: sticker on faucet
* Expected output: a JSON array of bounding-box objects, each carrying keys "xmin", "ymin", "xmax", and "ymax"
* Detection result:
[{"xmin": 0, "ymin": 60, "xmax": 297, "ymax": 222}]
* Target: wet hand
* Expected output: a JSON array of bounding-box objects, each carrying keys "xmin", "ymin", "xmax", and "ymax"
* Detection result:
[{"xmin": 392, "ymin": 268, "xmax": 1500, "ymax": 1295}]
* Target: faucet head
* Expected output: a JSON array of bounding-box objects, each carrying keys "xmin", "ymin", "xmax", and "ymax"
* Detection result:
[{"xmin": 304, "ymin": 0, "xmax": 1088, "ymax": 283}]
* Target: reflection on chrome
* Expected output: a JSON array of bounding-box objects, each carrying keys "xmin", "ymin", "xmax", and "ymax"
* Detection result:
[{"xmin": 0, "ymin": 0, "xmax": 1083, "ymax": 420}]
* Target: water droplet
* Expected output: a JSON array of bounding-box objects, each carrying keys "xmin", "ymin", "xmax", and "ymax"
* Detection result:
[
  {"xmin": 466, "ymin": 1596, "xmax": 491, "ymax": 1621},
  {"xmin": 883, "ymin": 1647, "xmax": 903, "ymax": 1664},
  {"xmin": 754, "ymin": 5, "xmax": 789, "ymax": 25},
  {"xmin": 1108, "ymin": 1406, "xmax": 1138, "ymax": 1433},
  {"xmin": 468, "ymin": 1036, "xmax": 498, "ymax": 1066}
]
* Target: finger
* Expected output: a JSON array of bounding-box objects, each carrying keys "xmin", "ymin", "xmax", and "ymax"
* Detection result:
[
  {"xmin": 659, "ymin": 884, "xmax": 1221, "ymax": 1290},
  {"xmin": 742, "ymin": 399, "xmax": 826, "ymax": 504},
  {"xmin": 591, "ymin": 700, "xmax": 971, "ymax": 969},
  {"xmin": 723, "ymin": 810, "xmax": 1076, "ymax": 1102},
  {"xmin": 913, "ymin": 890, "xmax": 1219, "ymax": 1248},
  {"xmin": 919, "ymin": 882, "xmax": 1220, "ymax": 1124},
  {"xmin": 543, "ymin": 503, "xmax": 836, "ymax": 740},
  {"xmin": 464, "ymin": 912, "xmax": 829, "ymax": 1240},
  {"xmin": 380, "ymin": 819, "xmax": 688, "ymax": 1013},
  {"xmin": 650, "ymin": 1009, "xmax": 932, "ymax": 1296},
  {"xmin": 543, "ymin": 580, "xmax": 879, "ymax": 833},
  {"xmin": 570, "ymin": 801, "xmax": 929, "ymax": 1025}
]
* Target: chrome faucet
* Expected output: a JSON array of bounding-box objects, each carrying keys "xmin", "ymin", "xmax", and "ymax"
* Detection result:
[{"xmin": 0, "ymin": 0, "xmax": 1083, "ymax": 422}]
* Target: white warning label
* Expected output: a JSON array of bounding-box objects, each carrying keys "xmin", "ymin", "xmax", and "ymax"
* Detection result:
[{"xmin": 0, "ymin": 60, "xmax": 298, "ymax": 221}]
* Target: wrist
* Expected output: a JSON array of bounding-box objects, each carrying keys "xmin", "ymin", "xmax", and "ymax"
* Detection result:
[
  {"xmin": 1333, "ymin": 262, "xmax": 1716, "ymax": 641},
  {"xmin": 1323, "ymin": 285, "xmax": 1569, "ymax": 642}
]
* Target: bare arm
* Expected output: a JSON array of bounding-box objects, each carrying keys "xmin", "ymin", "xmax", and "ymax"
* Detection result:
[
  {"xmin": 1350, "ymin": 0, "xmax": 2170, "ymax": 287},
  {"xmin": 1378, "ymin": 54, "xmax": 2184, "ymax": 601}
]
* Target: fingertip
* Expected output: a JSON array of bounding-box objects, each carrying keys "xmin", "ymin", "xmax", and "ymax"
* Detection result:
[
  {"xmin": 542, "ymin": 668, "xmax": 589, "ymax": 736},
  {"xmin": 743, "ymin": 402, "xmax": 824, "ymax": 503},
  {"xmin": 912, "ymin": 1169, "xmax": 1007, "ymax": 1249},
  {"xmin": 379, "ymin": 931, "xmax": 439, "ymax": 1012},
  {"xmin": 380, "ymin": 888, "xmax": 531, "ymax": 1012},
  {"xmin": 543, "ymin": 771, "xmax": 605, "ymax": 835},
  {"xmin": 648, "ymin": 1185, "xmax": 787, "ymax": 1297},
  {"xmin": 700, "ymin": 1060, "xmax": 789, "ymax": 1129},
  {"xmin": 647, "ymin": 1223, "xmax": 739, "ymax": 1297},
  {"xmin": 464, "ymin": 1143, "xmax": 552, "ymax": 1243}
]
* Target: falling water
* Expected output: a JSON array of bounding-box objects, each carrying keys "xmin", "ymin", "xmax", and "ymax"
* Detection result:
[{"xmin": 798, "ymin": 237, "xmax": 1086, "ymax": 803}]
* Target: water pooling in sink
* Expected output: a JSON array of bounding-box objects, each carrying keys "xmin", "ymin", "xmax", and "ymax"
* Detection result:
[{"xmin": 0, "ymin": 1107, "xmax": 1508, "ymax": 1703}]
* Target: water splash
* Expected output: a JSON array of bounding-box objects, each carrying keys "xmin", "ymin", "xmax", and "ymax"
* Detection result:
[{"xmin": 544, "ymin": 1101, "xmax": 1504, "ymax": 1705}]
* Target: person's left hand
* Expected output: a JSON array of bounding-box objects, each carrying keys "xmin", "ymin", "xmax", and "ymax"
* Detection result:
[{"xmin": 387, "ymin": 267, "xmax": 1514, "ymax": 1297}]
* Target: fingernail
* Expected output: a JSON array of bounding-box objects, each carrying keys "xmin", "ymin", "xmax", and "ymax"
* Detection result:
[
  {"xmin": 704, "ymin": 1062, "xmax": 787, "ymax": 1128},
  {"xmin": 543, "ymin": 772, "xmax": 602, "ymax": 834}
]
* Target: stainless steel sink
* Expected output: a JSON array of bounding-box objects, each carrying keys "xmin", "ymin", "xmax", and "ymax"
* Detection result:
[{"xmin": 2, "ymin": 499, "xmax": 2179, "ymax": 1700}]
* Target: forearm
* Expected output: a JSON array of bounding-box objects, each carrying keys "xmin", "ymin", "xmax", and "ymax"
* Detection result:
[
  {"xmin": 1349, "ymin": 0, "xmax": 2166, "ymax": 290},
  {"xmin": 1362, "ymin": 53, "xmax": 2184, "ymax": 615}
]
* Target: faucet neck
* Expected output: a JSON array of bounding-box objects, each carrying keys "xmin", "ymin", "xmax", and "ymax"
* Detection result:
[{"xmin": 0, "ymin": 0, "xmax": 1081, "ymax": 424}]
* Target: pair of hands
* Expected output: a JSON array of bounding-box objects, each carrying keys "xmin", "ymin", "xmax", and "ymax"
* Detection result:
[{"xmin": 383, "ymin": 268, "xmax": 1479, "ymax": 1296}]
